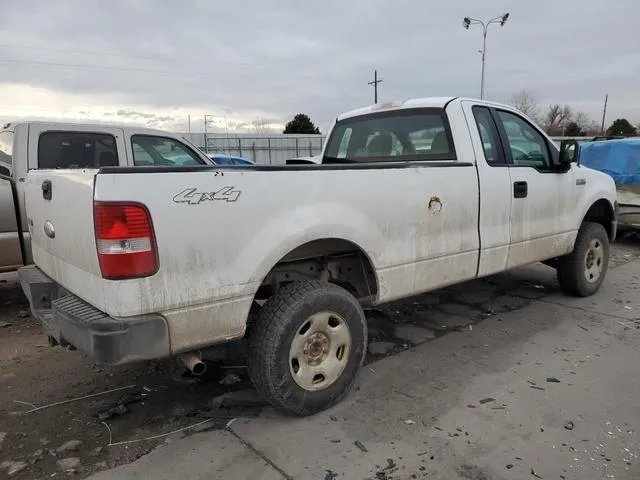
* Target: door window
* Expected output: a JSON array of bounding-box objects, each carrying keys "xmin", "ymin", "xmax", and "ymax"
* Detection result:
[
  {"xmin": 496, "ymin": 111, "xmax": 551, "ymax": 168},
  {"xmin": 131, "ymin": 135, "xmax": 205, "ymax": 166},
  {"xmin": 472, "ymin": 106, "xmax": 505, "ymax": 165}
]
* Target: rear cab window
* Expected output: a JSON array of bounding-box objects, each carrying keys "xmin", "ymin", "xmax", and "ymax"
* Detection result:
[
  {"xmin": 38, "ymin": 132, "xmax": 119, "ymax": 169},
  {"xmin": 323, "ymin": 108, "xmax": 456, "ymax": 163},
  {"xmin": 131, "ymin": 135, "xmax": 205, "ymax": 166}
]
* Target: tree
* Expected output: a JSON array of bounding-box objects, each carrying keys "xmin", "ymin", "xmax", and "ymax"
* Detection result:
[
  {"xmin": 564, "ymin": 121, "xmax": 584, "ymax": 136},
  {"xmin": 252, "ymin": 117, "xmax": 273, "ymax": 135},
  {"xmin": 573, "ymin": 112, "xmax": 590, "ymax": 132},
  {"xmin": 543, "ymin": 104, "xmax": 572, "ymax": 135},
  {"xmin": 283, "ymin": 114, "xmax": 321, "ymax": 134},
  {"xmin": 510, "ymin": 89, "xmax": 540, "ymax": 121},
  {"xmin": 606, "ymin": 118, "xmax": 637, "ymax": 136}
]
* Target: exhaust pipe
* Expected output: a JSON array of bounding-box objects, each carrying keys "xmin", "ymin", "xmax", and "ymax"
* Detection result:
[{"xmin": 178, "ymin": 353, "xmax": 207, "ymax": 376}]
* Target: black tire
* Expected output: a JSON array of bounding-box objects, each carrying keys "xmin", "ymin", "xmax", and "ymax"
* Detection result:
[
  {"xmin": 557, "ymin": 221, "xmax": 609, "ymax": 297},
  {"xmin": 247, "ymin": 280, "xmax": 367, "ymax": 416}
]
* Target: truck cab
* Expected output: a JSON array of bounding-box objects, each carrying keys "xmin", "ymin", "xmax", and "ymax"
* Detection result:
[{"xmin": 0, "ymin": 121, "xmax": 212, "ymax": 273}]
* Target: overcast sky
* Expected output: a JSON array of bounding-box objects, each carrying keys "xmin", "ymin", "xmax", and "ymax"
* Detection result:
[{"xmin": 0, "ymin": 0, "xmax": 638, "ymax": 133}]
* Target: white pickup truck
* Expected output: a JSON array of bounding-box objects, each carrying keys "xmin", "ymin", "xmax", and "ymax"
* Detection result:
[
  {"xmin": 19, "ymin": 97, "xmax": 617, "ymax": 416},
  {"xmin": 0, "ymin": 121, "xmax": 213, "ymax": 273}
]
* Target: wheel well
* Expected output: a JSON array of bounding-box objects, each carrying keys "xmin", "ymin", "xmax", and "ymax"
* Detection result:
[
  {"xmin": 583, "ymin": 199, "xmax": 615, "ymax": 240},
  {"xmin": 254, "ymin": 239, "xmax": 379, "ymax": 306}
]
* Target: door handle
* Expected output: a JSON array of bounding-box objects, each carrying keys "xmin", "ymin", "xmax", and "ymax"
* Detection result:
[
  {"xmin": 513, "ymin": 181, "xmax": 528, "ymax": 198},
  {"xmin": 42, "ymin": 180, "xmax": 52, "ymax": 201}
]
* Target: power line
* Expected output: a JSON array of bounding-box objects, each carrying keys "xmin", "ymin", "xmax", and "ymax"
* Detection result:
[
  {"xmin": 0, "ymin": 43, "xmax": 173, "ymax": 62},
  {"xmin": 0, "ymin": 57, "xmax": 211, "ymax": 78}
]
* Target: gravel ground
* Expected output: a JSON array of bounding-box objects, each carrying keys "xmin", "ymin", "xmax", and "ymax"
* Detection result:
[{"xmin": 1, "ymin": 236, "xmax": 639, "ymax": 479}]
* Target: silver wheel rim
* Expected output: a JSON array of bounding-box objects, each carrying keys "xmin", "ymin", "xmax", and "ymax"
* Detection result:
[
  {"xmin": 288, "ymin": 311, "xmax": 352, "ymax": 391},
  {"xmin": 584, "ymin": 238, "xmax": 604, "ymax": 283}
]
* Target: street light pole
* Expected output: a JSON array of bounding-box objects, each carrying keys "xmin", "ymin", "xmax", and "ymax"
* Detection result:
[{"xmin": 462, "ymin": 13, "xmax": 510, "ymax": 100}]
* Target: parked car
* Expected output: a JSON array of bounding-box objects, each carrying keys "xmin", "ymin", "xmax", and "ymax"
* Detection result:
[
  {"xmin": 19, "ymin": 97, "xmax": 617, "ymax": 416},
  {"xmin": 209, "ymin": 154, "xmax": 255, "ymax": 165},
  {"xmin": 579, "ymin": 137, "xmax": 640, "ymax": 230},
  {"xmin": 0, "ymin": 121, "xmax": 212, "ymax": 273}
]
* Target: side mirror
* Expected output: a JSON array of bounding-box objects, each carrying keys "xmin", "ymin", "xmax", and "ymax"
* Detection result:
[{"xmin": 559, "ymin": 139, "xmax": 579, "ymax": 165}]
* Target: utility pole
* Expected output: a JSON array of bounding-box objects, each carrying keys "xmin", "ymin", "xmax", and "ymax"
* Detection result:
[
  {"xmin": 600, "ymin": 93, "xmax": 608, "ymax": 134},
  {"xmin": 368, "ymin": 70, "xmax": 382, "ymax": 104}
]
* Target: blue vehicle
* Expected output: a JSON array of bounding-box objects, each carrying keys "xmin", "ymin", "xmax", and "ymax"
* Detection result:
[
  {"xmin": 209, "ymin": 154, "xmax": 255, "ymax": 166},
  {"xmin": 580, "ymin": 137, "xmax": 640, "ymax": 230}
]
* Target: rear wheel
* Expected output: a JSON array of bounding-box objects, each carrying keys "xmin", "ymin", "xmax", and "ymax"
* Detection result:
[
  {"xmin": 557, "ymin": 221, "xmax": 609, "ymax": 297},
  {"xmin": 247, "ymin": 280, "xmax": 367, "ymax": 416}
]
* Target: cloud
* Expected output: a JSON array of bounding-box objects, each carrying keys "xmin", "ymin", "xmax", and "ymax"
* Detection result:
[{"xmin": 0, "ymin": 0, "xmax": 638, "ymax": 130}]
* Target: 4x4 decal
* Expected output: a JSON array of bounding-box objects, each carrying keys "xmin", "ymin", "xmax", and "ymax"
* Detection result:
[{"xmin": 173, "ymin": 186, "xmax": 241, "ymax": 205}]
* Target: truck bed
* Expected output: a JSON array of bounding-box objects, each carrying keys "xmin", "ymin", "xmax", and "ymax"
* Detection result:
[{"xmin": 25, "ymin": 161, "xmax": 480, "ymax": 352}]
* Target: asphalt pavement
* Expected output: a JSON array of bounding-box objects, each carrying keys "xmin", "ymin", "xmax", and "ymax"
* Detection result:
[{"xmin": 88, "ymin": 259, "xmax": 640, "ymax": 480}]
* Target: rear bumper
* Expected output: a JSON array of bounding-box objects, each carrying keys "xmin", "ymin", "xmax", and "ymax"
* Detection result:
[{"xmin": 18, "ymin": 266, "xmax": 170, "ymax": 365}]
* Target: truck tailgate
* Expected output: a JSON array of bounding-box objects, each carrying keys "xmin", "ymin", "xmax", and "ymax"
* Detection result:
[{"xmin": 25, "ymin": 170, "xmax": 103, "ymax": 300}]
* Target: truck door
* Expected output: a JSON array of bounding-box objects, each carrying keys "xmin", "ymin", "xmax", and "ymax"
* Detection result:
[
  {"xmin": 461, "ymin": 101, "xmax": 512, "ymax": 276},
  {"xmin": 490, "ymin": 108, "xmax": 576, "ymax": 267},
  {"xmin": 0, "ymin": 176, "xmax": 23, "ymax": 272}
]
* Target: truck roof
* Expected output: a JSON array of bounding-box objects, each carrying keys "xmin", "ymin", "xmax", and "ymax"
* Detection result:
[
  {"xmin": 336, "ymin": 97, "xmax": 517, "ymax": 122},
  {"xmin": 336, "ymin": 97, "xmax": 457, "ymax": 121},
  {"xmin": 2, "ymin": 120, "xmax": 169, "ymax": 136}
]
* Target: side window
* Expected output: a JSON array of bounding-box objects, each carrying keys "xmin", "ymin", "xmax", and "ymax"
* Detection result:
[
  {"xmin": 472, "ymin": 106, "xmax": 505, "ymax": 165},
  {"xmin": 496, "ymin": 110, "xmax": 551, "ymax": 168},
  {"xmin": 131, "ymin": 135, "xmax": 204, "ymax": 166},
  {"xmin": 38, "ymin": 132, "xmax": 118, "ymax": 169}
]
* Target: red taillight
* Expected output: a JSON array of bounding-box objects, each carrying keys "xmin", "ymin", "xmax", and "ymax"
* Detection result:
[{"xmin": 94, "ymin": 201, "xmax": 158, "ymax": 280}]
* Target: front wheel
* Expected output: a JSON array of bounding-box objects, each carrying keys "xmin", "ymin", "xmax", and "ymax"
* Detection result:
[
  {"xmin": 557, "ymin": 221, "xmax": 610, "ymax": 297},
  {"xmin": 247, "ymin": 280, "xmax": 367, "ymax": 416}
]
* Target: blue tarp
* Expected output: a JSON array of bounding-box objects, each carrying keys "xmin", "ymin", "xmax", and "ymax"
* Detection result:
[{"xmin": 579, "ymin": 138, "xmax": 640, "ymax": 185}]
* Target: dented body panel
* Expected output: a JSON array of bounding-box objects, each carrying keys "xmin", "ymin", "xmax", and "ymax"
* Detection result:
[{"xmin": 20, "ymin": 98, "xmax": 618, "ymax": 362}]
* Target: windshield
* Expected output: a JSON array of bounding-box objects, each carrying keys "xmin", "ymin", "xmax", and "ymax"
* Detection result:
[
  {"xmin": 323, "ymin": 108, "xmax": 456, "ymax": 163},
  {"xmin": 0, "ymin": 130, "xmax": 12, "ymax": 168}
]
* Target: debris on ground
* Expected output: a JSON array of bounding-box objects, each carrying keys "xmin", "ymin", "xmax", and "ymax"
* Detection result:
[
  {"xmin": 0, "ymin": 432, "xmax": 6, "ymax": 443},
  {"xmin": 17, "ymin": 310, "xmax": 30, "ymax": 318},
  {"xmin": 530, "ymin": 385, "xmax": 546, "ymax": 391},
  {"xmin": 219, "ymin": 373, "xmax": 242, "ymax": 386},
  {"xmin": 97, "ymin": 403, "xmax": 129, "ymax": 421},
  {"xmin": 479, "ymin": 397, "xmax": 496, "ymax": 404},
  {"xmin": 467, "ymin": 404, "xmax": 476, "ymax": 408},
  {"xmin": 56, "ymin": 457, "xmax": 81, "ymax": 472},
  {"xmin": 324, "ymin": 470, "xmax": 339, "ymax": 480},
  {"xmin": 506, "ymin": 464, "xmax": 514, "ymax": 469},
  {"xmin": 403, "ymin": 419, "xmax": 416, "ymax": 425},
  {"xmin": 564, "ymin": 421, "xmax": 575, "ymax": 431},
  {"xmin": 546, "ymin": 377, "xmax": 561, "ymax": 383},
  {"xmin": 530, "ymin": 467, "xmax": 543, "ymax": 478},
  {"xmin": 354, "ymin": 440, "xmax": 368, "ymax": 453},
  {"xmin": 97, "ymin": 387, "xmax": 147, "ymax": 421},
  {"xmin": 57, "ymin": 439, "xmax": 83, "ymax": 454},
  {"xmin": 374, "ymin": 458, "xmax": 398, "ymax": 478},
  {"xmin": 0, "ymin": 321, "xmax": 11, "ymax": 328},
  {"xmin": 577, "ymin": 324, "xmax": 589, "ymax": 331},
  {"xmin": 1, "ymin": 461, "xmax": 27, "ymax": 476}
]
